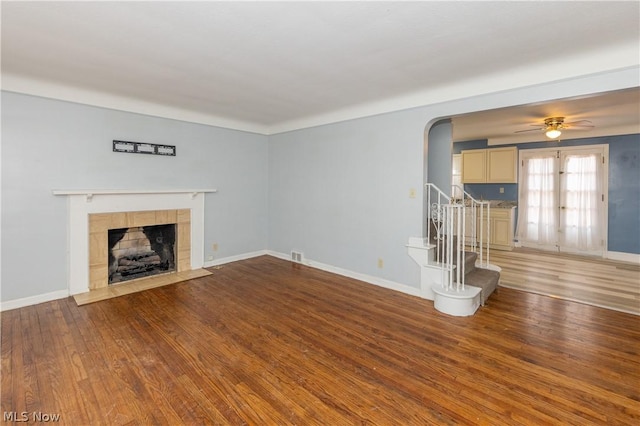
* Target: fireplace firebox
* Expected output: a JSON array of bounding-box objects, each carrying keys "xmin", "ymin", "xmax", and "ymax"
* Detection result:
[{"xmin": 108, "ymin": 224, "xmax": 176, "ymax": 284}]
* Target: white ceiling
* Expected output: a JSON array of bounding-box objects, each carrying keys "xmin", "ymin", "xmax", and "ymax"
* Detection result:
[
  {"xmin": 2, "ymin": 1, "xmax": 639, "ymax": 136},
  {"xmin": 452, "ymin": 87, "xmax": 640, "ymax": 145}
]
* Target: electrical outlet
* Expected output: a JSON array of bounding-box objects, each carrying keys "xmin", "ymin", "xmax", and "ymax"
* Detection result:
[
  {"xmin": 499, "ymin": 187, "xmax": 505, "ymax": 194},
  {"xmin": 377, "ymin": 258, "xmax": 384, "ymax": 268},
  {"xmin": 409, "ymin": 188, "xmax": 417, "ymax": 199},
  {"xmin": 207, "ymin": 255, "xmax": 214, "ymax": 261},
  {"xmin": 212, "ymin": 243, "xmax": 218, "ymax": 251}
]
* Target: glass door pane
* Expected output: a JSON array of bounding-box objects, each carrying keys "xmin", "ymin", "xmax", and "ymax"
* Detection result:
[
  {"xmin": 516, "ymin": 150, "xmax": 559, "ymax": 250},
  {"xmin": 558, "ymin": 149, "xmax": 605, "ymax": 254}
]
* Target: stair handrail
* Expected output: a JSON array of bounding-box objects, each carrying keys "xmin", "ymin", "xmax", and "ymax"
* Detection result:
[
  {"xmin": 424, "ymin": 183, "xmax": 451, "ymax": 248},
  {"xmin": 422, "ymin": 182, "xmax": 495, "ymax": 296},
  {"xmin": 451, "ymin": 184, "xmax": 477, "ymax": 204},
  {"xmin": 479, "ymin": 201, "xmax": 490, "ymax": 267},
  {"xmin": 447, "ymin": 203, "xmax": 465, "ymax": 291},
  {"xmin": 425, "ymin": 183, "xmax": 467, "ymax": 292},
  {"xmin": 451, "ymin": 184, "xmax": 491, "ymax": 267}
]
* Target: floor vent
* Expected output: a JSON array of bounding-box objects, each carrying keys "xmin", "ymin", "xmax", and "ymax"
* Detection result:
[{"xmin": 291, "ymin": 251, "xmax": 303, "ymax": 263}]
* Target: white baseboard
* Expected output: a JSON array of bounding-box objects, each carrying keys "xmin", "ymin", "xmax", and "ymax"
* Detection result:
[
  {"xmin": 266, "ymin": 250, "xmax": 422, "ymax": 298},
  {"xmin": 1, "ymin": 249, "xmax": 419, "ymax": 311},
  {"xmin": 1, "ymin": 289, "xmax": 69, "ymax": 312},
  {"xmin": 606, "ymin": 251, "xmax": 640, "ymax": 264},
  {"xmin": 203, "ymin": 250, "xmax": 269, "ymax": 268},
  {"xmin": 2, "ymin": 251, "xmax": 269, "ymax": 312}
]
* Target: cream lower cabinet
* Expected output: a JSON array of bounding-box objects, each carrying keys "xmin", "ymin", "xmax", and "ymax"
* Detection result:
[
  {"xmin": 489, "ymin": 208, "xmax": 515, "ymax": 250},
  {"xmin": 468, "ymin": 208, "xmax": 515, "ymax": 251}
]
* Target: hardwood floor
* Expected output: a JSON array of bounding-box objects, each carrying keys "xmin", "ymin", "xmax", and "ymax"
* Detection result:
[
  {"xmin": 2, "ymin": 255, "xmax": 639, "ymax": 425},
  {"xmin": 490, "ymin": 248, "xmax": 640, "ymax": 315}
]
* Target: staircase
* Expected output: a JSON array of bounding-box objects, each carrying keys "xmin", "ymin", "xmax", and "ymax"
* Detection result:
[{"xmin": 407, "ymin": 183, "xmax": 501, "ymax": 316}]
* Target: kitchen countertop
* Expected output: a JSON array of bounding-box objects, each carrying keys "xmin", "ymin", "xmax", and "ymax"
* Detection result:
[
  {"xmin": 489, "ymin": 200, "xmax": 517, "ymax": 208},
  {"xmin": 462, "ymin": 199, "xmax": 517, "ymax": 208}
]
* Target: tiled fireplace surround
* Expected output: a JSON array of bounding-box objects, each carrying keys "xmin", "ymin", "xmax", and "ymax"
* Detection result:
[
  {"xmin": 90, "ymin": 209, "xmax": 190, "ymax": 289},
  {"xmin": 55, "ymin": 190, "xmax": 212, "ymax": 295}
]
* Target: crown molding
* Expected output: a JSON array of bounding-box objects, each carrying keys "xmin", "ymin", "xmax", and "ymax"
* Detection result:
[{"xmin": 2, "ymin": 41, "xmax": 638, "ymax": 136}]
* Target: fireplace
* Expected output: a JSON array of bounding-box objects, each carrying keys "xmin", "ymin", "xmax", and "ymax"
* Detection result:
[
  {"xmin": 108, "ymin": 224, "xmax": 176, "ymax": 284},
  {"xmin": 53, "ymin": 189, "xmax": 215, "ymax": 295},
  {"xmin": 89, "ymin": 209, "xmax": 191, "ymax": 290}
]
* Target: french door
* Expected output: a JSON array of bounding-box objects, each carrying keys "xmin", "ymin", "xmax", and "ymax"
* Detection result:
[{"xmin": 516, "ymin": 145, "xmax": 607, "ymax": 255}]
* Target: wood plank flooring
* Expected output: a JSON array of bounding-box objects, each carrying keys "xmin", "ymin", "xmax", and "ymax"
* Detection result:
[
  {"xmin": 2, "ymin": 255, "xmax": 639, "ymax": 425},
  {"xmin": 490, "ymin": 248, "xmax": 640, "ymax": 315}
]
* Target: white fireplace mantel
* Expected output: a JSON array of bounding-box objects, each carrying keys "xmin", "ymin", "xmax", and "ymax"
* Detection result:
[
  {"xmin": 53, "ymin": 188, "xmax": 217, "ymax": 202},
  {"xmin": 53, "ymin": 189, "xmax": 216, "ymax": 295}
]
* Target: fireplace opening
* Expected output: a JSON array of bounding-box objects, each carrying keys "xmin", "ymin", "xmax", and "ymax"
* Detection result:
[{"xmin": 108, "ymin": 224, "xmax": 176, "ymax": 284}]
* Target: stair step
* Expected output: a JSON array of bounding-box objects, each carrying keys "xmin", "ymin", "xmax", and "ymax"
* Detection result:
[
  {"xmin": 432, "ymin": 285, "xmax": 481, "ymax": 316},
  {"xmin": 430, "ymin": 250, "xmax": 477, "ymax": 274},
  {"xmin": 464, "ymin": 267, "xmax": 500, "ymax": 305},
  {"xmin": 464, "ymin": 251, "xmax": 477, "ymax": 275}
]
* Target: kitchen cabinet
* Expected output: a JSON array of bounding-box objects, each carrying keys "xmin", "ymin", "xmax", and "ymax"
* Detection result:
[
  {"xmin": 489, "ymin": 208, "xmax": 515, "ymax": 250},
  {"xmin": 461, "ymin": 147, "xmax": 517, "ymax": 183},
  {"xmin": 461, "ymin": 150, "xmax": 486, "ymax": 183},
  {"xmin": 465, "ymin": 206, "xmax": 515, "ymax": 251},
  {"xmin": 487, "ymin": 147, "xmax": 518, "ymax": 183},
  {"xmin": 464, "ymin": 208, "xmax": 477, "ymax": 245}
]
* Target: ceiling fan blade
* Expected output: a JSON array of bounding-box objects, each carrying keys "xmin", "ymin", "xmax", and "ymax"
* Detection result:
[
  {"xmin": 515, "ymin": 127, "xmax": 543, "ymax": 133},
  {"xmin": 514, "ymin": 118, "xmax": 594, "ymax": 135},
  {"xmin": 565, "ymin": 120, "xmax": 594, "ymax": 128},
  {"xmin": 565, "ymin": 126, "xmax": 595, "ymax": 131}
]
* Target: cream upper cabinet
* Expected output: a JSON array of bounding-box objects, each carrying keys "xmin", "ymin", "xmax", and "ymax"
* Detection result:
[
  {"xmin": 461, "ymin": 150, "xmax": 486, "ymax": 183},
  {"xmin": 487, "ymin": 147, "xmax": 517, "ymax": 183},
  {"xmin": 461, "ymin": 147, "xmax": 517, "ymax": 183}
]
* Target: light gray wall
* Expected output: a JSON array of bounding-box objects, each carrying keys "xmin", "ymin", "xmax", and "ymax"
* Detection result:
[
  {"xmin": 268, "ymin": 110, "xmax": 426, "ymax": 287},
  {"xmin": 267, "ymin": 67, "xmax": 639, "ymax": 291},
  {"xmin": 1, "ymin": 92, "xmax": 268, "ymax": 302},
  {"xmin": 2, "ymin": 66, "xmax": 637, "ymax": 303}
]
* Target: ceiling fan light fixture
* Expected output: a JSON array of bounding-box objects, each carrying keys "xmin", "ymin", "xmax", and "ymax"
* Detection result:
[
  {"xmin": 544, "ymin": 117, "xmax": 564, "ymax": 139},
  {"xmin": 515, "ymin": 116, "xmax": 594, "ymax": 140},
  {"xmin": 545, "ymin": 128, "xmax": 562, "ymax": 139}
]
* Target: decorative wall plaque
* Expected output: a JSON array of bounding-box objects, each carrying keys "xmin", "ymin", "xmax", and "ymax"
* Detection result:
[{"xmin": 113, "ymin": 140, "xmax": 176, "ymax": 156}]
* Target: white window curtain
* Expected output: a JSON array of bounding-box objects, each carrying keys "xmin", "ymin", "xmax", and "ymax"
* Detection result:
[
  {"xmin": 560, "ymin": 153, "xmax": 603, "ymax": 251},
  {"xmin": 517, "ymin": 147, "xmax": 606, "ymax": 254},
  {"xmin": 516, "ymin": 155, "xmax": 557, "ymax": 247}
]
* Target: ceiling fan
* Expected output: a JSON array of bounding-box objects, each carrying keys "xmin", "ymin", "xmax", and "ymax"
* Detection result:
[{"xmin": 515, "ymin": 117, "xmax": 594, "ymax": 139}]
